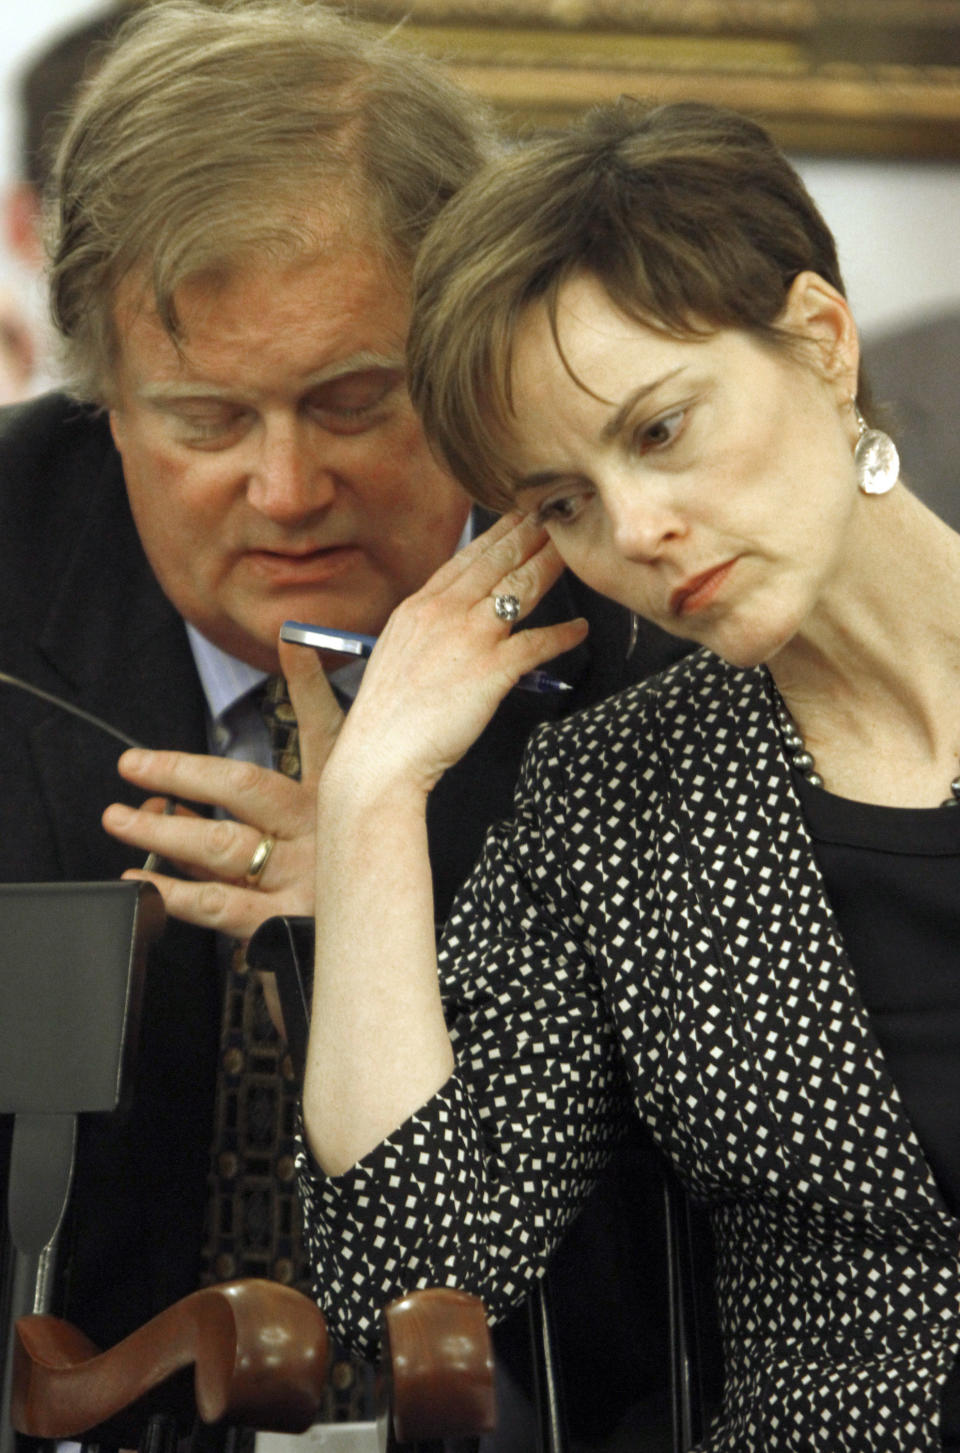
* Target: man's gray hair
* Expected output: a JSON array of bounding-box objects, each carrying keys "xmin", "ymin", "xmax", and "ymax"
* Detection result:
[{"xmin": 48, "ymin": 0, "xmax": 498, "ymax": 404}]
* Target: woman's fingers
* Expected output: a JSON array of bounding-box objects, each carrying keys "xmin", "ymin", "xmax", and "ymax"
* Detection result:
[
  {"xmin": 479, "ymin": 530, "xmax": 567, "ymax": 627},
  {"xmin": 415, "ymin": 509, "xmax": 524, "ymax": 593},
  {"xmin": 328, "ymin": 528, "xmax": 587, "ymax": 797},
  {"xmin": 495, "ymin": 616, "xmax": 590, "ymax": 681},
  {"xmin": 105, "ymin": 514, "xmax": 571, "ymax": 924},
  {"xmin": 417, "ymin": 511, "xmax": 553, "ymax": 606}
]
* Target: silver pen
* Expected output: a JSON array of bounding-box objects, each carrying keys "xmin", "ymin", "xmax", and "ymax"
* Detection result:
[{"xmin": 279, "ymin": 621, "xmax": 573, "ymax": 694}]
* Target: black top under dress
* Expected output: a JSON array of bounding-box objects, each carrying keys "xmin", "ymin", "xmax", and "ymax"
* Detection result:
[{"xmin": 797, "ymin": 774, "xmax": 960, "ymax": 1447}]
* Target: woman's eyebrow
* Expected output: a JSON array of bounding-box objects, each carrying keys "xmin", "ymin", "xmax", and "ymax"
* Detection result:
[
  {"xmin": 515, "ymin": 469, "xmax": 571, "ymax": 495},
  {"xmin": 600, "ymin": 366, "xmax": 687, "ymax": 441}
]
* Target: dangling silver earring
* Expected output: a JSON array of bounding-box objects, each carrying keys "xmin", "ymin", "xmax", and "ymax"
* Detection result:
[
  {"xmin": 627, "ymin": 611, "xmax": 639, "ymax": 658},
  {"xmin": 853, "ymin": 402, "xmax": 899, "ymax": 495}
]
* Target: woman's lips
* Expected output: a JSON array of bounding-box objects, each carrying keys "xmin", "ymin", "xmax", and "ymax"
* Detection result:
[{"xmin": 670, "ymin": 559, "xmax": 736, "ymax": 617}]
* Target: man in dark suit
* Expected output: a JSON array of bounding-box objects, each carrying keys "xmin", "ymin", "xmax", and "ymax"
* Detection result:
[{"xmin": 0, "ymin": 1, "xmax": 688, "ymax": 1444}]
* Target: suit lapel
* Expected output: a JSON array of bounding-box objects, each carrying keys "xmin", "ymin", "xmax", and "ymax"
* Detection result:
[
  {"xmin": 27, "ymin": 442, "xmax": 207, "ymax": 879},
  {"xmin": 665, "ymin": 652, "xmax": 950, "ymax": 1225}
]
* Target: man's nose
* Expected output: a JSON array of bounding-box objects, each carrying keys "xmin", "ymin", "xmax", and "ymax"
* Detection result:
[{"xmin": 246, "ymin": 418, "xmax": 336, "ymax": 522}]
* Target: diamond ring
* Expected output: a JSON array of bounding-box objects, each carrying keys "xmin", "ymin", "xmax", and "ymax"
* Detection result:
[{"xmin": 493, "ymin": 593, "xmax": 521, "ymax": 622}]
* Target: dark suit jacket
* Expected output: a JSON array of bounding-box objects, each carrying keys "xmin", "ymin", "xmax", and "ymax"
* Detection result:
[
  {"xmin": 0, "ymin": 393, "xmax": 220, "ymax": 1350},
  {"xmin": 0, "ymin": 393, "xmax": 690, "ymax": 1442}
]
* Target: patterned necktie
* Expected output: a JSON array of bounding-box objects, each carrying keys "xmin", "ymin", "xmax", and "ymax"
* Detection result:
[
  {"xmin": 201, "ymin": 676, "xmax": 305, "ymax": 1290},
  {"xmin": 201, "ymin": 675, "xmax": 374, "ymax": 1421}
]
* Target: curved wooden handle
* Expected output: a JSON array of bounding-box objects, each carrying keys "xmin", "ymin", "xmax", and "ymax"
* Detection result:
[
  {"xmin": 12, "ymin": 1279, "xmax": 330, "ymax": 1441},
  {"xmin": 383, "ymin": 1287, "xmax": 496, "ymax": 1444}
]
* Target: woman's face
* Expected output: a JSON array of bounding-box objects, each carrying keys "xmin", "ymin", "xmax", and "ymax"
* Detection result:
[{"xmin": 507, "ymin": 271, "xmax": 861, "ymax": 669}]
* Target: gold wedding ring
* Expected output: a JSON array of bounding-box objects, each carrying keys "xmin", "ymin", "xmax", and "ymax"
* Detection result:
[{"xmin": 244, "ymin": 833, "xmax": 276, "ymax": 885}]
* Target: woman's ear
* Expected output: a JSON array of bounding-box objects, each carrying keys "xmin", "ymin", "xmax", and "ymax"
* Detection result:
[{"xmin": 778, "ymin": 270, "xmax": 859, "ymax": 398}]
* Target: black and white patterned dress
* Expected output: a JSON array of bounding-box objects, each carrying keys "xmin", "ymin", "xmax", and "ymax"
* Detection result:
[{"xmin": 298, "ymin": 649, "xmax": 960, "ymax": 1451}]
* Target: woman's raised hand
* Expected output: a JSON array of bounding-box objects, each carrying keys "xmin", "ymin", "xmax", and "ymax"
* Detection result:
[
  {"xmin": 325, "ymin": 512, "xmax": 587, "ymax": 802},
  {"xmin": 307, "ymin": 513, "xmax": 585, "ymax": 1172}
]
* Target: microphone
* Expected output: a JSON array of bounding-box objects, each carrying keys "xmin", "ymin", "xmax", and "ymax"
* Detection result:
[
  {"xmin": 0, "ymin": 668, "xmax": 177, "ymax": 871},
  {"xmin": 0, "ymin": 667, "xmax": 145, "ymax": 749}
]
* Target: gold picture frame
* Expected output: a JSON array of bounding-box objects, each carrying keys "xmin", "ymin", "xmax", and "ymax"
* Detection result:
[{"xmin": 346, "ymin": 0, "xmax": 960, "ymax": 158}]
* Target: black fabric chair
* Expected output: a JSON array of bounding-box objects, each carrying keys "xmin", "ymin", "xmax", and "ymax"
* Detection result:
[{"xmin": 247, "ymin": 917, "xmax": 722, "ymax": 1453}]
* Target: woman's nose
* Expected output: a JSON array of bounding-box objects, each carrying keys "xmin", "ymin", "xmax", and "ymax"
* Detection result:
[{"xmin": 606, "ymin": 480, "xmax": 686, "ymax": 563}]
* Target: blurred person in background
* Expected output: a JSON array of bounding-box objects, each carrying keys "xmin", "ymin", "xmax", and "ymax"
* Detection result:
[{"xmin": 0, "ymin": 5, "xmax": 123, "ymax": 401}]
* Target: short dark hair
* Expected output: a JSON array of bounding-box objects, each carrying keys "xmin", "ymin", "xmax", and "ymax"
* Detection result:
[{"xmin": 408, "ymin": 98, "xmax": 859, "ymax": 509}]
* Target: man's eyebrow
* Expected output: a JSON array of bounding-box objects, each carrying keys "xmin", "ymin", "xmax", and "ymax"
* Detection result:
[
  {"xmin": 139, "ymin": 382, "xmax": 233, "ymax": 402},
  {"xmin": 305, "ymin": 352, "xmax": 405, "ymax": 385},
  {"xmin": 137, "ymin": 352, "xmax": 405, "ymax": 403},
  {"xmin": 599, "ymin": 366, "xmax": 686, "ymax": 441}
]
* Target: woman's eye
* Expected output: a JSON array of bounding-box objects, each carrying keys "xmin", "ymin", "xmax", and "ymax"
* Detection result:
[
  {"xmin": 534, "ymin": 492, "xmax": 588, "ymax": 527},
  {"xmin": 636, "ymin": 408, "xmax": 685, "ymax": 453}
]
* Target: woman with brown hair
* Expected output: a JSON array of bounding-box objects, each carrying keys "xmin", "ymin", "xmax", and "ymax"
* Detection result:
[{"xmin": 296, "ymin": 100, "xmax": 960, "ymax": 1450}]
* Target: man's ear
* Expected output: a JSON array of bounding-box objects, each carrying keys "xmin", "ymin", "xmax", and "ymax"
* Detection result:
[
  {"xmin": 108, "ymin": 409, "xmax": 125, "ymax": 452},
  {"xmin": 777, "ymin": 270, "xmax": 859, "ymax": 398}
]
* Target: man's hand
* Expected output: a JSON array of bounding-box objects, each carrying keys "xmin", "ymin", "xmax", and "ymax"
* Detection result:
[{"xmin": 101, "ymin": 638, "xmax": 341, "ymax": 941}]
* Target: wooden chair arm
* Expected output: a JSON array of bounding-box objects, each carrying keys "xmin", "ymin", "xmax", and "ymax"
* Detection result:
[
  {"xmin": 12, "ymin": 1279, "xmax": 329, "ymax": 1442},
  {"xmin": 12, "ymin": 1281, "xmax": 495, "ymax": 1449},
  {"xmin": 382, "ymin": 1288, "xmax": 495, "ymax": 1444}
]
